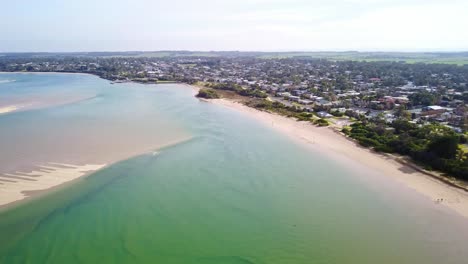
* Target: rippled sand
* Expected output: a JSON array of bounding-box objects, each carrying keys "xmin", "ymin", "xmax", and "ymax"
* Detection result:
[{"xmin": 0, "ymin": 163, "xmax": 106, "ymax": 206}]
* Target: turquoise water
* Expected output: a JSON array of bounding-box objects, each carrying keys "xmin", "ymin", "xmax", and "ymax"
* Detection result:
[{"xmin": 1, "ymin": 73, "xmax": 468, "ymax": 263}]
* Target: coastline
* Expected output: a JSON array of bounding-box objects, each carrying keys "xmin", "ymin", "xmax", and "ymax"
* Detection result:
[
  {"xmin": 210, "ymin": 98, "xmax": 468, "ymax": 219},
  {"xmin": 2, "ymin": 72, "xmax": 467, "ymax": 220}
]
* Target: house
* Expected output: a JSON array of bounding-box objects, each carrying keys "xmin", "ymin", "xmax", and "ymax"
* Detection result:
[
  {"xmin": 423, "ymin": 105, "xmax": 446, "ymax": 111},
  {"xmin": 317, "ymin": 111, "xmax": 333, "ymax": 118},
  {"xmin": 289, "ymin": 96, "xmax": 301, "ymax": 102},
  {"xmin": 277, "ymin": 92, "xmax": 292, "ymax": 98},
  {"xmin": 316, "ymin": 99, "xmax": 332, "ymax": 107},
  {"xmin": 421, "ymin": 106, "xmax": 448, "ymax": 118},
  {"xmin": 298, "ymin": 99, "xmax": 313, "ymax": 105}
]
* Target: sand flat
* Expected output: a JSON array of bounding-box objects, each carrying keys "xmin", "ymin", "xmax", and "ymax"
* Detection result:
[
  {"xmin": 0, "ymin": 106, "xmax": 19, "ymax": 114},
  {"xmin": 0, "ymin": 163, "xmax": 106, "ymax": 207},
  {"xmin": 211, "ymin": 98, "xmax": 468, "ymax": 219},
  {"xmin": 0, "ymin": 136, "xmax": 192, "ymax": 209}
]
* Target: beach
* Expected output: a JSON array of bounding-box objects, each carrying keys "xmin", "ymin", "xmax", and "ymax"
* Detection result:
[{"xmin": 211, "ymin": 98, "xmax": 468, "ymax": 219}]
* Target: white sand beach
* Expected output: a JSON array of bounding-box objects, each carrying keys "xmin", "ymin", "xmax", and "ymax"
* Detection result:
[{"xmin": 211, "ymin": 98, "xmax": 468, "ymax": 219}]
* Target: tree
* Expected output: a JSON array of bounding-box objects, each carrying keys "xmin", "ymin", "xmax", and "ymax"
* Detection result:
[
  {"xmin": 392, "ymin": 119, "xmax": 416, "ymax": 134},
  {"xmin": 196, "ymin": 88, "xmax": 219, "ymax": 99},
  {"xmin": 409, "ymin": 91, "xmax": 437, "ymax": 106},
  {"xmin": 427, "ymin": 134, "xmax": 460, "ymax": 159},
  {"xmin": 394, "ymin": 105, "xmax": 411, "ymax": 120}
]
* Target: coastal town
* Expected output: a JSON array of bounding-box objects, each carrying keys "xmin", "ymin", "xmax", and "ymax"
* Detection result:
[
  {"xmin": 1, "ymin": 54, "xmax": 467, "ymax": 132},
  {"xmin": 1, "ymin": 53, "xmax": 467, "ymax": 180}
]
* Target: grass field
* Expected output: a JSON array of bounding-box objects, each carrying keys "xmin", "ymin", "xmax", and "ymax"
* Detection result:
[
  {"xmin": 258, "ymin": 52, "xmax": 468, "ymax": 65},
  {"xmin": 2, "ymin": 51, "xmax": 467, "ymax": 65},
  {"xmin": 133, "ymin": 51, "xmax": 468, "ymax": 65}
]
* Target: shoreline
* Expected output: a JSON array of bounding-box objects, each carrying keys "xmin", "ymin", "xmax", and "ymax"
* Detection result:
[
  {"xmin": 210, "ymin": 98, "xmax": 468, "ymax": 219},
  {"xmin": 3, "ymin": 72, "xmax": 468, "ymax": 219}
]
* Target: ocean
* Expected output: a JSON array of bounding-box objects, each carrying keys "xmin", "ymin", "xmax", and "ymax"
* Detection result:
[{"xmin": 1, "ymin": 73, "xmax": 468, "ymax": 263}]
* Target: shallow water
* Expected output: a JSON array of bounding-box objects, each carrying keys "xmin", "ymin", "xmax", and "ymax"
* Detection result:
[
  {"xmin": 0, "ymin": 73, "xmax": 188, "ymax": 174},
  {"xmin": 1, "ymin": 73, "xmax": 468, "ymax": 264}
]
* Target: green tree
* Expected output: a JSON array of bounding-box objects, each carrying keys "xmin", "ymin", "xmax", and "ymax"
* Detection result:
[
  {"xmin": 427, "ymin": 134, "xmax": 460, "ymax": 159},
  {"xmin": 409, "ymin": 91, "xmax": 437, "ymax": 106},
  {"xmin": 395, "ymin": 105, "xmax": 411, "ymax": 120}
]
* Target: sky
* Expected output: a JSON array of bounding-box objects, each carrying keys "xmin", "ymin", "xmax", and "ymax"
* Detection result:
[{"xmin": 1, "ymin": 0, "xmax": 467, "ymax": 52}]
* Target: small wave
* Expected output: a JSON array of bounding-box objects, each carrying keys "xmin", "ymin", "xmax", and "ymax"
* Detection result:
[{"xmin": 0, "ymin": 79, "xmax": 15, "ymax": 84}]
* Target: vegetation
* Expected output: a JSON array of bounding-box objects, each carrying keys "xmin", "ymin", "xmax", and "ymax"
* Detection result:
[
  {"xmin": 348, "ymin": 118, "xmax": 468, "ymax": 180},
  {"xmin": 408, "ymin": 91, "xmax": 438, "ymax": 106},
  {"xmin": 205, "ymin": 82, "xmax": 267, "ymax": 99},
  {"xmin": 314, "ymin": 118, "xmax": 330, "ymax": 127},
  {"xmin": 257, "ymin": 51, "xmax": 468, "ymax": 65},
  {"xmin": 247, "ymin": 99, "xmax": 302, "ymax": 116},
  {"xmin": 196, "ymin": 88, "xmax": 219, "ymax": 99},
  {"xmin": 3, "ymin": 51, "xmax": 466, "ymax": 65},
  {"xmin": 245, "ymin": 99, "xmax": 332, "ymax": 127}
]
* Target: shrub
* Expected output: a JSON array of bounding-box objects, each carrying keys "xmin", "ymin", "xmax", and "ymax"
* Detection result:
[
  {"xmin": 196, "ymin": 88, "xmax": 219, "ymax": 99},
  {"xmin": 341, "ymin": 126, "xmax": 351, "ymax": 135},
  {"xmin": 315, "ymin": 118, "xmax": 329, "ymax": 127}
]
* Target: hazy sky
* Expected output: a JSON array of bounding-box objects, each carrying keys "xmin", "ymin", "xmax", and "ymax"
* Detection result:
[{"xmin": 2, "ymin": 0, "xmax": 467, "ymax": 52}]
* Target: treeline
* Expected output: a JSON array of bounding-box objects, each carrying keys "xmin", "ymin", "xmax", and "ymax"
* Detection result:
[
  {"xmin": 205, "ymin": 82, "xmax": 267, "ymax": 98},
  {"xmin": 345, "ymin": 119, "xmax": 468, "ymax": 180},
  {"xmin": 246, "ymin": 99, "xmax": 329, "ymax": 126}
]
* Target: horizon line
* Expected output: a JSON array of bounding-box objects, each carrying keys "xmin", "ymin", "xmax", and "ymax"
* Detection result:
[{"xmin": 1, "ymin": 50, "xmax": 468, "ymax": 54}]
